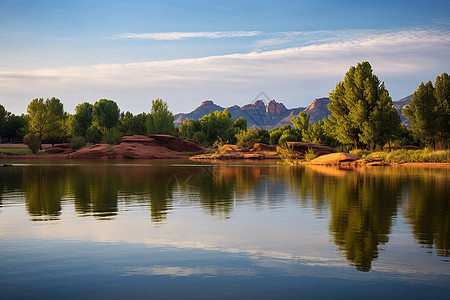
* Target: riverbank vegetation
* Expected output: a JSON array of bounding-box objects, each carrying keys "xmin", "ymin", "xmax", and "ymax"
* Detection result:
[{"xmin": 0, "ymin": 62, "xmax": 448, "ymax": 163}]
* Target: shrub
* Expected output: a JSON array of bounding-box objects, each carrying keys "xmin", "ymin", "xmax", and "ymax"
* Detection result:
[
  {"xmin": 365, "ymin": 149, "xmax": 450, "ymax": 163},
  {"xmin": 350, "ymin": 149, "xmax": 372, "ymax": 159},
  {"xmin": 102, "ymin": 128, "xmax": 123, "ymax": 145},
  {"xmin": 70, "ymin": 136, "xmax": 86, "ymax": 150},
  {"xmin": 23, "ymin": 132, "xmax": 41, "ymax": 154},
  {"xmin": 305, "ymin": 148, "xmax": 318, "ymax": 161}
]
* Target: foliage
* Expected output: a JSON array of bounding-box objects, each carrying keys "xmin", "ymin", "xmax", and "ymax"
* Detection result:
[
  {"xmin": 349, "ymin": 149, "xmax": 372, "ymax": 159},
  {"xmin": 119, "ymin": 112, "xmax": 148, "ymax": 136},
  {"xmin": 102, "ymin": 127, "xmax": 123, "ymax": 145},
  {"xmin": 146, "ymin": 99, "xmax": 175, "ymax": 135},
  {"xmin": 0, "ymin": 106, "xmax": 28, "ymax": 142},
  {"xmin": 234, "ymin": 117, "xmax": 247, "ymax": 134},
  {"xmin": 27, "ymin": 97, "xmax": 65, "ymax": 143},
  {"xmin": 328, "ymin": 61, "xmax": 401, "ymax": 149},
  {"xmin": 70, "ymin": 102, "xmax": 93, "ymax": 137},
  {"xmin": 269, "ymin": 125, "xmax": 300, "ymax": 145},
  {"xmin": 235, "ymin": 128, "xmax": 270, "ymax": 148},
  {"xmin": 0, "ymin": 104, "xmax": 6, "ymax": 138},
  {"xmin": 93, "ymin": 99, "xmax": 120, "ymax": 130},
  {"xmin": 212, "ymin": 139, "xmax": 227, "ymax": 154},
  {"xmin": 178, "ymin": 110, "xmax": 235, "ymax": 147},
  {"xmin": 70, "ymin": 136, "xmax": 86, "ymax": 150},
  {"xmin": 403, "ymin": 73, "xmax": 449, "ymax": 149},
  {"xmin": 23, "ymin": 132, "xmax": 41, "ymax": 154},
  {"xmin": 304, "ymin": 148, "xmax": 318, "ymax": 161},
  {"xmin": 365, "ymin": 149, "xmax": 450, "ymax": 163},
  {"xmin": 85, "ymin": 125, "xmax": 102, "ymax": 144}
]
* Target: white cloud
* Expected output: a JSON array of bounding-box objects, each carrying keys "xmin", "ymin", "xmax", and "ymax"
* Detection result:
[
  {"xmin": 1, "ymin": 28, "xmax": 449, "ymax": 115},
  {"xmin": 112, "ymin": 31, "xmax": 262, "ymax": 40}
]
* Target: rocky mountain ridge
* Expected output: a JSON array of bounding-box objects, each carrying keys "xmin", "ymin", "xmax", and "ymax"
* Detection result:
[{"xmin": 174, "ymin": 96, "xmax": 412, "ymax": 129}]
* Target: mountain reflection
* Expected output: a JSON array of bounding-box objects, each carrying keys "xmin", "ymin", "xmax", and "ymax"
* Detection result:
[{"xmin": 0, "ymin": 163, "xmax": 449, "ymax": 271}]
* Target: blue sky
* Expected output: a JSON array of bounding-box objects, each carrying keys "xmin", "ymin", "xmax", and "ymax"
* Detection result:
[{"xmin": 0, "ymin": 0, "xmax": 449, "ymax": 114}]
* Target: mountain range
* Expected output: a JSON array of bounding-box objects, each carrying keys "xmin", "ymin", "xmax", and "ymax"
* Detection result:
[{"xmin": 174, "ymin": 96, "xmax": 412, "ymax": 129}]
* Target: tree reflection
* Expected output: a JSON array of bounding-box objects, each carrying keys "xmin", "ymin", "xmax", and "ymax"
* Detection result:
[
  {"xmin": 23, "ymin": 166, "xmax": 64, "ymax": 220},
  {"xmin": 2, "ymin": 162, "xmax": 449, "ymax": 269},
  {"xmin": 404, "ymin": 169, "xmax": 450, "ymax": 257}
]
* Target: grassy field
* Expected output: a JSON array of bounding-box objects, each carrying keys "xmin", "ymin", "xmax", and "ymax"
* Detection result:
[
  {"xmin": 0, "ymin": 144, "xmax": 49, "ymax": 155},
  {"xmin": 363, "ymin": 149, "xmax": 450, "ymax": 163}
]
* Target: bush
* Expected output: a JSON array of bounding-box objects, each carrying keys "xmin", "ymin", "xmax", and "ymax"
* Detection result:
[
  {"xmin": 304, "ymin": 148, "xmax": 318, "ymax": 161},
  {"xmin": 102, "ymin": 128, "xmax": 123, "ymax": 145},
  {"xmin": 350, "ymin": 149, "xmax": 372, "ymax": 159},
  {"xmin": 365, "ymin": 149, "xmax": 450, "ymax": 163},
  {"xmin": 23, "ymin": 132, "xmax": 41, "ymax": 154},
  {"xmin": 70, "ymin": 136, "xmax": 86, "ymax": 150}
]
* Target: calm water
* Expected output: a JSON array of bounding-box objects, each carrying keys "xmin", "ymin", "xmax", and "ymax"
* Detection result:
[{"xmin": 0, "ymin": 160, "xmax": 449, "ymax": 299}]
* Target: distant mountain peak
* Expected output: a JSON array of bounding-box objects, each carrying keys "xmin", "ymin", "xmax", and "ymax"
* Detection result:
[{"xmin": 174, "ymin": 95, "xmax": 412, "ymax": 129}]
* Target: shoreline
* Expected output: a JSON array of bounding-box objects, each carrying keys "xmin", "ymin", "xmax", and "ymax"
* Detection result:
[{"xmin": 1, "ymin": 153, "xmax": 449, "ymax": 168}]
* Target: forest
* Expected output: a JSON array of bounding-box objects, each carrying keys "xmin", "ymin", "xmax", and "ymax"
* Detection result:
[{"xmin": 0, "ymin": 62, "xmax": 448, "ymax": 154}]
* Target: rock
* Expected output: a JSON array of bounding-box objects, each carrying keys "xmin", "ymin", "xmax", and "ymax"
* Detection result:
[
  {"xmin": 148, "ymin": 134, "xmax": 205, "ymax": 152},
  {"xmin": 266, "ymin": 100, "xmax": 287, "ymax": 114},
  {"xmin": 67, "ymin": 135, "xmax": 206, "ymax": 159},
  {"xmin": 308, "ymin": 153, "xmax": 360, "ymax": 165},
  {"xmin": 366, "ymin": 161, "xmax": 390, "ymax": 166},
  {"xmin": 287, "ymin": 142, "xmax": 336, "ymax": 156},
  {"xmin": 253, "ymin": 143, "xmax": 278, "ymax": 152},
  {"xmin": 45, "ymin": 143, "xmax": 75, "ymax": 154}
]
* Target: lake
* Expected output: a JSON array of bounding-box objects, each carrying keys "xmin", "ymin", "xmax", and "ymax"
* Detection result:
[{"xmin": 0, "ymin": 160, "xmax": 449, "ymax": 299}]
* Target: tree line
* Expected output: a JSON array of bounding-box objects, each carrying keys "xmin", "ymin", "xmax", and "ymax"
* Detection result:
[{"xmin": 0, "ymin": 62, "xmax": 448, "ymax": 152}]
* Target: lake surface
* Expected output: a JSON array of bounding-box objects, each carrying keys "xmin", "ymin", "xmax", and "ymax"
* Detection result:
[{"xmin": 0, "ymin": 160, "xmax": 449, "ymax": 299}]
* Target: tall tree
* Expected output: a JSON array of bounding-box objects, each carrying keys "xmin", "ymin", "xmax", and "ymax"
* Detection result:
[
  {"xmin": 71, "ymin": 102, "xmax": 93, "ymax": 137},
  {"xmin": 0, "ymin": 104, "xmax": 6, "ymax": 141},
  {"xmin": 92, "ymin": 99, "xmax": 120, "ymax": 130},
  {"xmin": 146, "ymin": 99, "xmax": 175, "ymax": 135},
  {"xmin": 434, "ymin": 73, "xmax": 450, "ymax": 149},
  {"xmin": 27, "ymin": 97, "xmax": 65, "ymax": 144},
  {"xmin": 403, "ymin": 73, "xmax": 449, "ymax": 149},
  {"xmin": 328, "ymin": 61, "xmax": 400, "ymax": 149}
]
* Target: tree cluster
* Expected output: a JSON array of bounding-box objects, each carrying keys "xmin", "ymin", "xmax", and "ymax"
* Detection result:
[
  {"xmin": 403, "ymin": 73, "xmax": 449, "ymax": 149},
  {"xmin": 1, "ymin": 61, "xmax": 447, "ymax": 152}
]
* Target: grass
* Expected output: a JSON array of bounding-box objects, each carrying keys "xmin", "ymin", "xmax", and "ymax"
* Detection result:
[
  {"xmin": 0, "ymin": 147, "xmax": 45, "ymax": 155},
  {"xmin": 365, "ymin": 149, "xmax": 450, "ymax": 163}
]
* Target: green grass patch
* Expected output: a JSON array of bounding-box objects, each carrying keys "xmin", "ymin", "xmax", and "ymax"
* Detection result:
[
  {"xmin": 365, "ymin": 149, "xmax": 450, "ymax": 163},
  {"xmin": 0, "ymin": 147, "xmax": 45, "ymax": 155},
  {"xmin": 349, "ymin": 149, "xmax": 372, "ymax": 159}
]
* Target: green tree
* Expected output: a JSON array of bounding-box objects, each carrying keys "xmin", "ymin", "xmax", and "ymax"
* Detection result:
[
  {"xmin": 234, "ymin": 117, "xmax": 247, "ymax": 134},
  {"xmin": 3, "ymin": 113, "xmax": 28, "ymax": 142},
  {"xmin": 23, "ymin": 132, "xmax": 41, "ymax": 154},
  {"xmin": 328, "ymin": 61, "xmax": 400, "ymax": 149},
  {"xmin": 405, "ymin": 73, "xmax": 450, "ymax": 149},
  {"xmin": 236, "ymin": 128, "xmax": 269, "ymax": 148},
  {"xmin": 119, "ymin": 112, "xmax": 149, "ymax": 136},
  {"xmin": 92, "ymin": 99, "xmax": 120, "ymax": 130},
  {"xmin": 434, "ymin": 73, "xmax": 450, "ymax": 149},
  {"xmin": 269, "ymin": 125, "xmax": 300, "ymax": 145},
  {"xmin": 146, "ymin": 99, "xmax": 175, "ymax": 135},
  {"xmin": 27, "ymin": 97, "xmax": 65, "ymax": 145},
  {"xmin": 70, "ymin": 102, "xmax": 93, "ymax": 137},
  {"xmin": 0, "ymin": 104, "xmax": 6, "ymax": 141},
  {"xmin": 200, "ymin": 110, "xmax": 235, "ymax": 146}
]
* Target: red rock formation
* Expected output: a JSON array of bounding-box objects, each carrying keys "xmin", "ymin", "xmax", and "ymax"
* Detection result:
[
  {"xmin": 287, "ymin": 142, "xmax": 336, "ymax": 156},
  {"xmin": 308, "ymin": 153, "xmax": 360, "ymax": 165},
  {"xmin": 66, "ymin": 135, "xmax": 206, "ymax": 159},
  {"xmin": 266, "ymin": 100, "xmax": 287, "ymax": 114},
  {"xmin": 253, "ymin": 143, "xmax": 277, "ymax": 152},
  {"xmin": 45, "ymin": 143, "xmax": 75, "ymax": 155}
]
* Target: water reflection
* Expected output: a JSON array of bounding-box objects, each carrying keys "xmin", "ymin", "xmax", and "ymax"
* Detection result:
[{"xmin": 0, "ymin": 162, "xmax": 449, "ymax": 271}]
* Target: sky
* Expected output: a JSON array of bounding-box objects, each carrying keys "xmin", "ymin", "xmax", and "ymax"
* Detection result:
[{"xmin": 0, "ymin": 0, "xmax": 449, "ymax": 115}]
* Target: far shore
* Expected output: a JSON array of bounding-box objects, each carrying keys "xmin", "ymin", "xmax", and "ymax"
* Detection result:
[{"xmin": 1, "ymin": 143, "xmax": 449, "ymax": 167}]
